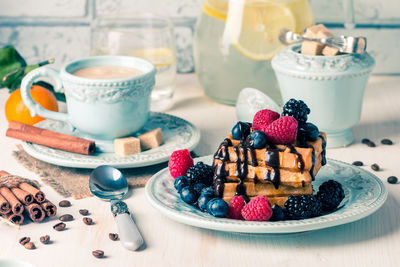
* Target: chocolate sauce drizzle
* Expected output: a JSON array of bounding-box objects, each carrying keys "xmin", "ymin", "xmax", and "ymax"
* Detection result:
[
  {"xmin": 319, "ymin": 134, "xmax": 327, "ymax": 166},
  {"xmin": 288, "ymin": 144, "xmax": 305, "ymax": 172},
  {"xmin": 212, "ymin": 132, "xmax": 327, "ymax": 199},
  {"xmin": 264, "ymin": 149, "xmax": 281, "ymax": 189},
  {"xmin": 309, "ymin": 146, "xmax": 316, "ymax": 181},
  {"xmin": 213, "ymin": 138, "xmax": 232, "ymax": 197}
]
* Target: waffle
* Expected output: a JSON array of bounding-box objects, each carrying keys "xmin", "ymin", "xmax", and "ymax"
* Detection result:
[{"xmin": 212, "ymin": 132, "xmax": 326, "ymax": 207}]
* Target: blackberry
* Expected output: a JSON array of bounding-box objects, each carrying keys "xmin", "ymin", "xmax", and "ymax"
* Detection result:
[
  {"xmin": 316, "ymin": 180, "xmax": 345, "ymax": 211},
  {"xmin": 186, "ymin": 162, "xmax": 214, "ymax": 186},
  {"xmin": 284, "ymin": 195, "xmax": 322, "ymax": 220},
  {"xmin": 282, "ymin": 99, "xmax": 310, "ymax": 123}
]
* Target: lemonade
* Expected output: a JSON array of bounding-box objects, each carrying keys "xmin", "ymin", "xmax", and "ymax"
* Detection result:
[{"xmin": 193, "ymin": 0, "xmax": 314, "ymax": 105}]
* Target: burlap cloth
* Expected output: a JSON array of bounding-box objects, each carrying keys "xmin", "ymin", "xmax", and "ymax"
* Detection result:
[{"xmin": 12, "ymin": 145, "xmax": 169, "ymax": 200}]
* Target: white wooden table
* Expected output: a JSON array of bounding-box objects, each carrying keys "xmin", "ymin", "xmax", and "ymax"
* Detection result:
[{"xmin": 0, "ymin": 74, "xmax": 399, "ymax": 267}]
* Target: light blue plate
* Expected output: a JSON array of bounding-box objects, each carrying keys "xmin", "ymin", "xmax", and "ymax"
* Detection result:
[
  {"xmin": 21, "ymin": 112, "xmax": 200, "ymax": 169},
  {"xmin": 145, "ymin": 156, "xmax": 387, "ymax": 234}
]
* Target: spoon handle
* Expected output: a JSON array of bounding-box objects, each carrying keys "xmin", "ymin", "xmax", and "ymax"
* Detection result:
[{"xmin": 114, "ymin": 212, "xmax": 144, "ymax": 251}]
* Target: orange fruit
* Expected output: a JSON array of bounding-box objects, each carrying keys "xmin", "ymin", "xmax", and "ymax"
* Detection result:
[{"xmin": 5, "ymin": 85, "xmax": 59, "ymax": 125}]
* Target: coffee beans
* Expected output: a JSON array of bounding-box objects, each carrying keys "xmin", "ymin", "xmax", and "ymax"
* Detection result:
[
  {"xmin": 40, "ymin": 235, "xmax": 50, "ymax": 244},
  {"xmin": 381, "ymin": 138, "xmax": 393, "ymax": 145},
  {"xmin": 79, "ymin": 209, "xmax": 89, "ymax": 216},
  {"xmin": 371, "ymin": 163, "xmax": 380, "ymax": 171},
  {"xmin": 387, "ymin": 176, "xmax": 398, "ymax": 184},
  {"xmin": 361, "ymin": 138, "xmax": 376, "ymax": 147},
  {"xmin": 59, "ymin": 214, "xmax": 73, "ymax": 222},
  {"xmin": 24, "ymin": 242, "xmax": 35, "ymax": 250},
  {"xmin": 19, "ymin": 237, "xmax": 30, "ymax": 245},
  {"xmin": 92, "ymin": 250, "xmax": 104, "ymax": 259},
  {"xmin": 53, "ymin": 222, "xmax": 66, "ymax": 231},
  {"xmin": 83, "ymin": 217, "xmax": 93, "ymax": 225},
  {"xmin": 59, "ymin": 200, "xmax": 71, "ymax": 207},
  {"xmin": 109, "ymin": 233, "xmax": 119, "ymax": 241},
  {"xmin": 352, "ymin": 161, "xmax": 363, "ymax": 166}
]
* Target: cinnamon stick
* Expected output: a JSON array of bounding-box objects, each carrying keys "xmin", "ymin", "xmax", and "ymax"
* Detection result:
[
  {"xmin": 11, "ymin": 187, "xmax": 33, "ymax": 205},
  {"xmin": 41, "ymin": 201, "xmax": 57, "ymax": 217},
  {"xmin": 0, "ymin": 187, "xmax": 24, "ymax": 215},
  {"xmin": 19, "ymin": 182, "xmax": 45, "ymax": 203},
  {"xmin": 3, "ymin": 212, "xmax": 24, "ymax": 225},
  {"xmin": 25, "ymin": 203, "xmax": 45, "ymax": 222},
  {"xmin": 6, "ymin": 121, "xmax": 96, "ymax": 155},
  {"xmin": 0, "ymin": 194, "xmax": 11, "ymax": 215}
]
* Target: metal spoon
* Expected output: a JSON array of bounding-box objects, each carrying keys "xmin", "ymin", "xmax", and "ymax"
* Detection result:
[
  {"xmin": 279, "ymin": 28, "xmax": 367, "ymax": 54},
  {"xmin": 89, "ymin": 165, "xmax": 144, "ymax": 251}
]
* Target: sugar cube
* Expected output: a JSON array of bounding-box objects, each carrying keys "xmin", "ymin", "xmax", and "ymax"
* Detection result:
[
  {"xmin": 304, "ymin": 24, "xmax": 334, "ymax": 39},
  {"xmin": 138, "ymin": 128, "xmax": 164, "ymax": 150},
  {"xmin": 301, "ymin": 41, "xmax": 324, "ymax": 56},
  {"xmin": 322, "ymin": 46, "xmax": 340, "ymax": 56},
  {"xmin": 114, "ymin": 137, "xmax": 141, "ymax": 157}
]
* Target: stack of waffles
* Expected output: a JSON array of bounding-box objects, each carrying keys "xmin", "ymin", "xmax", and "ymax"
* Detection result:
[{"xmin": 212, "ymin": 132, "xmax": 326, "ymax": 207}]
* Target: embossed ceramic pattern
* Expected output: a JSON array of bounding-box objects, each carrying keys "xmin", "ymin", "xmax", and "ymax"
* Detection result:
[
  {"xmin": 272, "ymin": 45, "xmax": 375, "ymax": 148},
  {"xmin": 146, "ymin": 156, "xmax": 387, "ymax": 234},
  {"xmin": 21, "ymin": 112, "xmax": 200, "ymax": 169}
]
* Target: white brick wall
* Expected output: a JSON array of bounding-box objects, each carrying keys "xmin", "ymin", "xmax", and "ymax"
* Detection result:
[{"xmin": 0, "ymin": 0, "xmax": 400, "ymax": 74}]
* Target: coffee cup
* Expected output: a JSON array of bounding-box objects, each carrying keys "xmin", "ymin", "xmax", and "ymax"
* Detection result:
[{"xmin": 20, "ymin": 56, "xmax": 156, "ymax": 140}]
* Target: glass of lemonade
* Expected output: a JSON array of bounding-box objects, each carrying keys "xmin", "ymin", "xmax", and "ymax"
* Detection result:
[
  {"xmin": 193, "ymin": 0, "xmax": 314, "ymax": 106},
  {"xmin": 91, "ymin": 14, "xmax": 177, "ymax": 111}
]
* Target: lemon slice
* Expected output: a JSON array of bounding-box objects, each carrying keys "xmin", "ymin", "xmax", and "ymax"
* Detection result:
[
  {"xmin": 227, "ymin": 0, "xmax": 296, "ymax": 60},
  {"xmin": 131, "ymin": 47, "xmax": 176, "ymax": 67},
  {"xmin": 202, "ymin": 0, "xmax": 228, "ymax": 21}
]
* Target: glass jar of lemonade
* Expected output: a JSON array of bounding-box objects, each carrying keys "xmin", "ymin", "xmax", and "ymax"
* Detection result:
[{"xmin": 193, "ymin": 0, "xmax": 314, "ymax": 105}]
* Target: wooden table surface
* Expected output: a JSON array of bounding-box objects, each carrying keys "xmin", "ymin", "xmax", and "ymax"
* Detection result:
[{"xmin": 0, "ymin": 74, "xmax": 399, "ymax": 267}]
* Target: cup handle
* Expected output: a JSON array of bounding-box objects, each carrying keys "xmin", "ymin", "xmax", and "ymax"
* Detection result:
[{"xmin": 20, "ymin": 67, "xmax": 69, "ymax": 122}]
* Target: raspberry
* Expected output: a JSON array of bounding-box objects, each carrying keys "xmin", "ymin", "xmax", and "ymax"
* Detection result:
[
  {"xmin": 265, "ymin": 116, "xmax": 298, "ymax": 144},
  {"xmin": 168, "ymin": 149, "xmax": 194, "ymax": 179},
  {"xmin": 241, "ymin": 195, "xmax": 272, "ymax": 221},
  {"xmin": 227, "ymin": 196, "xmax": 245, "ymax": 220},
  {"xmin": 252, "ymin": 109, "xmax": 280, "ymax": 132}
]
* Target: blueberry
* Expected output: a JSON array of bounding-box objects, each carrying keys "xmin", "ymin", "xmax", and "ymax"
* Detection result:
[
  {"xmin": 193, "ymin": 183, "xmax": 206, "ymax": 194},
  {"xmin": 197, "ymin": 192, "xmax": 214, "ymax": 211},
  {"xmin": 232, "ymin": 122, "xmax": 251, "ymax": 140},
  {"xmin": 180, "ymin": 186, "xmax": 200, "ymax": 205},
  {"xmin": 206, "ymin": 198, "xmax": 229, "ymax": 218},
  {"xmin": 201, "ymin": 186, "xmax": 214, "ymax": 195},
  {"xmin": 269, "ymin": 205, "xmax": 285, "ymax": 221},
  {"xmin": 246, "ymin": 130, "xmax": 268, "ymax": 149},
  {"xmin": 297, "ymin": 122, "xmax": 319, "ymax": 143},
  {"xmin": 174, "ymin": 176, "xmax": 189, "ymax": 193}
]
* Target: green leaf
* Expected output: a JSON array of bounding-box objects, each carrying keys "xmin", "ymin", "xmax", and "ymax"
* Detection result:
[
  {"xmin": 0, "ymin": 46, "xmax": 26, "ymax": 88},
  {"xmin": 33, "ymin": 81, "xmax": 66, "ymax": 102}
]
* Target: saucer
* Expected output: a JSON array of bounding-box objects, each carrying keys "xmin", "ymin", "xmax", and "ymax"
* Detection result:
[
  {"xmin": 21, "ymin": 112, "xmax": 200, "ymax": 169},
  {"xmin": 145, "ymin": 156, "xmax": 387, "ymax": 234}
]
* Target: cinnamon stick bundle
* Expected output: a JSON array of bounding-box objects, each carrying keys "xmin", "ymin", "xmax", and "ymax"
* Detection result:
[
  {"xmin": 25, "ymin": 203, "xmax": 45, "ymax": 222},
  {"xmin": 0, "ymin": 194, "xmax": 11, "ymax": 215},
  {"xmin": 19, "ymin": 182, "xmax": 45, "ymax": 203},
  {"xmin": 11, "ymin": 187, "xmax": 33, "ymax": 205},
  {"xmin": 6, "ymin": 121, "xmax": 96, "ymax": 155},
  {"xmin": 0, "ymin": 187, "xmax": 24, "ymax": 215},
  {"xmin": 3, "ymin": 212, "xmax": 24, "ymax": 225},
  {"xmin": 41, "ymin": 201, "xmax": 57, "ymax": 217}
]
